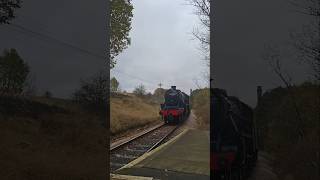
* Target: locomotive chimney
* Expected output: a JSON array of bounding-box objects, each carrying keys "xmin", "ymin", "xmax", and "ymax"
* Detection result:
[
  {"xmin": 171, "ymin": 86, "xmax": 176, "ymax": 90},
  {"xmin": 257, "ymin": 86, "xmax": 262, "ymax": 105}
]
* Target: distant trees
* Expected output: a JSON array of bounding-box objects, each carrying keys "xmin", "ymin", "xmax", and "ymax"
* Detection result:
[
  {"xmin": 0, "ymin": 48, "xmax": 29, "ymax": 96},
  {"xmin": 133, "ymin": 84, "xmax": 146, "ymax": 96},
  {"xmin": 110, "ymin": 77, "xmax": 120, "ymax": 92},
  {"xmin": 72, "ymin": 71, "xmax": 108, "ymax": 111},
  {"xmin": 110, "ymin": 0, "xmax": 133, "ymax": 68},
  {"xmin": 0, "ymin": 0, "xmax": 22, "ymax": 24},
  {"xmin": 153, "ymin": 88, "xmax": 166, "ymax": 97},
  {"xmin": 44, "ymin": 91, "xmax": 52, "ymax": 98}
]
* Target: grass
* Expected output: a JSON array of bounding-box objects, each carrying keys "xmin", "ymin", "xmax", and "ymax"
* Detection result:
[
  {"xmin": 110, "ymin": 93, "xmax": 161, "ymax": 135},
  {"xmin": 0, "ymin": 96, "xmax": 106, "ymax": 180},
  {"xmin": 190, "ymin": 88, "xmax": 210, "ymax": 130}
]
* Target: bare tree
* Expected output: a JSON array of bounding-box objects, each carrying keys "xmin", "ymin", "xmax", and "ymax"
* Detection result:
[
  {"xmin": 290, "ymin": 0, "xmax": 320, "ymax": 17},
  {"xmin": 187, "ymin": 0, "xmax": 210, "ymax": 52},
  {"xmin": 187, "ymin": 0, "xmax": 210, "ymax": 85},
  {"xmin": 187, "ymin": 0, "xmax": 210, "ymax": 42},
  {"xmin": 290, "ymin": 24, "xmax": 320, "ymax": 80},
  {"xmin": 261, "ymin": 44, "xmax": 305, "ymax": 139},
  {"xmin": 0, "ymin": 0, "xmax": 21, "ymax": 24},
  {"xmin": 289, "ymin": 0, "xmax": 320, "ymax": 81},
  {"xmin": 133, "ymin": 84, "xmax": 146, "ymax": 96},
  {"xmin": 22, "ymin": 72, "xmax": 37, "ymax": 96}
]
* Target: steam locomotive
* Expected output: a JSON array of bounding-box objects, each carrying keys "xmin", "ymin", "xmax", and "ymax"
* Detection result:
[
  {"xmin": 211, "ymin": 88, "xmax": 258, "ymax": 180},
  {"xmin": 159, "ymin": 86, "xmax": 190, "ymax": 124}
]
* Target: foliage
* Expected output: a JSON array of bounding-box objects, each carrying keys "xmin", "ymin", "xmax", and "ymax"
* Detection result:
[
  {"xmin": 0, "ymin": 48, "xmax": 29, "ymax": 96},
  {"xmin": 110, "ymin": 0, "xmax": 133, "ymax": 68},
  {"xmin": 153, "ymin": 88, "xmax": 166, "ymax": 97},
  {"xmin": 110, "ymin": 77, "xmax": 119, "ymax": 92},
  {"xmin": 255, "ymin": 83, "xmax": 320, "ymax": 179},
  {"xmin": 72, "ymin": 71, "xmax": 108, "ymax": 112},
  {"xmin": 133, "ymin": 84, "xmax": 146, "ymax": 96},
  {"xmin": 0, "ymin": 0, "xmax": 21, "ymax": 24},
  {"xmin": 190, "ymin": 88, "xmax": 210, "ymax": 129},
  {"xmin": 44, "ymin": 91, "xmax": 52, "ymax": 98}
]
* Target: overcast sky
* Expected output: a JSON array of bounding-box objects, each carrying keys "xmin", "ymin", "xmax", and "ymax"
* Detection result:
[
  {"xmin": 0, "ymin": 0, "xmax": 106, "ymax": 98},
  {"xmin": 0, "ymin": 0, "xmax": 313, "ymax": 107},
  {"xmin": 111, "ymin": 0, "xmax": 206, "ymax": 95},
  {"xmin": 213, "ymin": 0, "xmax": 312, "ymax": 106}
]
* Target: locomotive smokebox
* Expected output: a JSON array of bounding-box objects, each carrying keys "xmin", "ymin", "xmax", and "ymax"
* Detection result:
[{"xmin": 171, "ymin": 86, "xmax": 176, "ymax": 90}]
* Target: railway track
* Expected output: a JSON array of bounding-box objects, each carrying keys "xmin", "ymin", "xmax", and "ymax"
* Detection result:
[{"xmin": 110, "ymin": 124, "xmax": 179, "ymax": 172}]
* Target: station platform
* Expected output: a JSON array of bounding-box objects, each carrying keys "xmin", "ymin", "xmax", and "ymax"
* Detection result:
[{"xmin": 111, "ymin": 129, "xmax": 210, "ymax": 180}]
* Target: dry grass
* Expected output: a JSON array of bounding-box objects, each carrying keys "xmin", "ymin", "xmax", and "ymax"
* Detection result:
[
  {"xmin": 190, "ymin": 88, "xmax": 210, "ymax": 130},
  {"xmin": 0, "ymin": 97, "xmax": 106, "ymax": 180},
  {"xmin": 110, "ymin": 93, "xmax": 161, "ymax": 135}
]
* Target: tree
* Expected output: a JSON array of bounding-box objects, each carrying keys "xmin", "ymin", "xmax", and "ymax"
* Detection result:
[
  {"xmin": 73, "ymin": 71, "xmax": 108, "ymax": 111},
  {"xmin": 110, "ymin": 0, "xmax": 133, "ymax": 68},
  {"xmin": 153, "ymin": 88, "xmax": 166, "ymax": 97},
  {"xmin": 0, "ymin": 48, "xmax": 29, "ymax": 96},
  {"xmin": 261, "ymin": 44, "xmax": 305, "ymax": 139},
  {"xmin": 187, "ymin": 0, "xmax": 210, "ymax": 85},
  {"xmin": 110, "ymin": 77, "xmax": 119, "ymax": 92},
  {"xmin": 187, "ymin": 0, "xmax": 210, "ymax": 64},
  {"xmin": 133, "ymin": 84, "xmax": 146, "ymax": 96},
  {"xmin": 44, "ymin": 91, "xmax": 52, "ymax": 98},
  {"xmin": 0, "ymin": 0, "xmax": 22, "ymax": 24},
  {"xmin": 23, "ymin": 72, "xmax": 37, "ymax": 96},
  {"xmin": 289, "ymin": 0, "xmax": 320, "ymax": 81}
]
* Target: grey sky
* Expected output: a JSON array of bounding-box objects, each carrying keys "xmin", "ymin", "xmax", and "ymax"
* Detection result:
[
  {"xmin": 0, "ymin": 0, "xmax": 106, "ymax": 98},
  {"xmin": 111, "ymin": 0, "xmax": 207, "ymax": 95},
  {"xmin": 0, "ymin": 0, "xmax": 313, "ymax": 107},
  {"xmin": 213, "ymin": 0, "xmax": 312, "ymax": 106}
]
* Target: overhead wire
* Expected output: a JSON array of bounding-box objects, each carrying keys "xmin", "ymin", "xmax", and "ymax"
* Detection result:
[{"xmin": 7, "ymin": 22, "xmax": 165, "ymax": 89}]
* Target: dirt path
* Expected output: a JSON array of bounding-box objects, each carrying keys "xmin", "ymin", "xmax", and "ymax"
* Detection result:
[
  {"xmin": 181, "ymin": 111, "xmax": 199, "ymax": 129},
  {"xmin": 248, "ymin": 151, "xmax": 278, "ymax": 180}
]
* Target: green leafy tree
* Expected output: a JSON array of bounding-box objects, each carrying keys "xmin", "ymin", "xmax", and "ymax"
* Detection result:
[
  {"xmin": 0, "ymin": 48, "xmax": 29, "ymax": 95},
  {"xmin": 110, "ymin": 0, "xmax": 133, "ymax": 68},
  {"xmin": 0, "ymin": 0, "xmax": 22, "ymax": 24},
  {"xmin": 110, "ymin": 77, "xmax": 119, "ymax": 92},
  {"xmin": 133, "ymin": 84, "xmax": 146, "ymax": 96}
]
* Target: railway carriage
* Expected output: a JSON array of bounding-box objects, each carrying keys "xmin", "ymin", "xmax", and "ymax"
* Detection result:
[{"xmin": 159, "ymin": 86, "xmax": 190, "ymax": 124}]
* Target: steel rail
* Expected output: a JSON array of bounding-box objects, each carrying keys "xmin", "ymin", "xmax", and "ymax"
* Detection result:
[
  {"xmin": 146, "ymin": 125, "xmax": 179, "ymax": 153},
  {"xmin": 110, "ymin": 122, "xmax": 165, "ymax": 151}
]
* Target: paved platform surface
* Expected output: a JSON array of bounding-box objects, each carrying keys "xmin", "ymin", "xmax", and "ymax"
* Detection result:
[{"xmin": 113, "ymin": 129, "xmax": 210, "ymax": 180}]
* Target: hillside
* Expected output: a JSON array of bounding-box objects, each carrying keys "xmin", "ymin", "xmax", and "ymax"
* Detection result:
[
  {"xmin": 110, "ymin": 93, "xmax": 161, "ymax": 135},
  {"xmin": 0, "ymin": 96, "xmax": 106, "ymax": 180},
  {"xmin": 254, "ymin": 82, "xmax": 320, "ymax": 180}
]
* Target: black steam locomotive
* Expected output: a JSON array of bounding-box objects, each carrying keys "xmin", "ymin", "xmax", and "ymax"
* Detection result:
[
  {"xmin": 159, "ymin": 86, "xmax": 190, "ymax": 124},
  {"xmin": 211, "ymin": 88, "xmax": 258, "ymax": 179}
]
